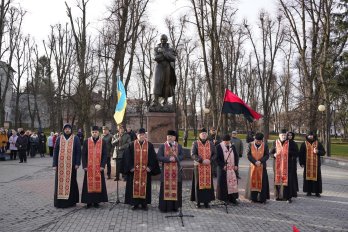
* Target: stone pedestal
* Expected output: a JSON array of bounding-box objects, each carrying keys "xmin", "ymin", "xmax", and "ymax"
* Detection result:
[{"xmin": 146, "ymin": 112, "xmax": 176, "ymax": 148}]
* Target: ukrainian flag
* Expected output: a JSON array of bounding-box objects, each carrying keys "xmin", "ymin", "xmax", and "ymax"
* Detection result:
[{"xmin": 114, "ymin": 80, "xmax": 127, "ymax": 124}]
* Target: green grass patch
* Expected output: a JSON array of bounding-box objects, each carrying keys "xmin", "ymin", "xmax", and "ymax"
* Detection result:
[{"xmin": 331, "ymin": 143, "xmax": 348, "ymax": 158}]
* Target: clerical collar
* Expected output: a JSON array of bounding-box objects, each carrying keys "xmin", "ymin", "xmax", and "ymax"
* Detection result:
[
  {"xmin": 138, "ymin": 140, "xmax": 144, "ymax": 145},
  {"xmin": 93, "ymin": 136, "xmax": 99, "ymax": 142}
]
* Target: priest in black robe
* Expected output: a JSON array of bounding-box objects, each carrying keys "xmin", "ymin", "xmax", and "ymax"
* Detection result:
[
  {"xmin": 190, "ymin": 128, "xmax": 216, "ymax": 208},
  {"xmin": 214, "ymin": 134, "xmax": 239, "ymax": 204},
  {"xmin": 157, "ymin": 130, "xmax": 184, "ymax": 212},
  {"xmin": 270, "ymin": 129, "xmax": 298, "ymax": 203},
  {"xmin": 53, "ymin": 124, "xmax": 81, "ymax": 208},
  {"xmin": 81, "ymin": 126, "xmax": 108, "ymax": 208},
  {"xmin": 287, "ymin": 131, "xmax": 299, "ymax": 197},
  {"xmin": 245, "ymin": 132, "xmax": 270, "ymax": 203},
  {"xmin": 123, "ymin": 128, "xmax": 160, "ymax": 210},
  {"xmin": 299, "ymin": 131, "xmax": 325, "ymax": 197}
]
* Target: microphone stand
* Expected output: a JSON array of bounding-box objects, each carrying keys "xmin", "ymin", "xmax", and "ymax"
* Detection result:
[
  {"xmin": 211, "ymin": 146, "xmax": 234, "ymax": 214},
  {"xmin": 109, "ymin": 134, "xmax": 125, "ymax": 211},
  {"xmin": 165, "ymin": 143, "xmax": 194, "ymax": 227}
]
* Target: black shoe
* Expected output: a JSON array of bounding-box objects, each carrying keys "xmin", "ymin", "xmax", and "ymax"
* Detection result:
[
  {"xmin": 287, "ymin": 199, "xmax": 292, "ymax": 203},
  {"xmin": 196, "ymin": 203, "xmax": 201, "ymax": 208},
  {"xmin": 114, "ymin": 177, "xmax": 120, "ymax": 181},
  {"xmin": 306, "ymin": 192, "xmax": 312, "ymax": 196},
  {"xmin": 315, "ymin": 193, "xmax": 321, "ymax": 197},
  {"xmin": 94, "ymin": 203, "xmax": 99, "ymax": 208},
  {"xmin": 86, "ymin": 204, "xmax": 92, "ymax": 208},
  {"xmin": 276, "ymin": 198, "xmax": 281, "ymax": 201},
  {"xmin": 141, "ymin": 204, "xmax": 148, "ymax": 211},
  {"xmin": 131, "ymin": 205, "xmax": 139, "ymax": 210},
  {"xmin": 19, "ymin": 161, "xmax": 23, "ymax": 163},
  {"xmin": 204, "ymin": 203, "xmax": 210, "ymax": 208},
  {"xmin": 107, "ymin": 175, "xmax": 111, "ymax": 179},
  {"xmin": 230, "ymin": 200, "xmax": 238, "ymax": 205}
]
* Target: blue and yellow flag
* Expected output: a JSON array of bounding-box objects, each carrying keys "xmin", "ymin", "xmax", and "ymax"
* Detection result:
[{"xmin": 114, "ymin": 80, "xmax": 127, "ymax": 124}]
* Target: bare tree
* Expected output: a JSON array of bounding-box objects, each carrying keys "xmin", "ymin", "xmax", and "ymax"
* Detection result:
[{"xmin": 244, "ymin": 12, "xmax": 285, "ymax": 139}]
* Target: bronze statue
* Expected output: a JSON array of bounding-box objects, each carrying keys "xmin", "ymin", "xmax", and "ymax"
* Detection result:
[{"xmin": 150, "ymin": 34, "xmax": 176, "ymax": 108}]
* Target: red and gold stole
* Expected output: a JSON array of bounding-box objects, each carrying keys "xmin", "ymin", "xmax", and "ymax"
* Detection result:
[
  {"xmin": 220, "ymin": 142, "xmax": 238, "ymax": 194},
  {"xmin": 57, "ymin": 135, "xmax": 74, "ymax": 199},
  {"xmin": 197, "ymin": 140, "xmax": 212, "ymax": 190},
  {"xmin": 163, "ymin": 142, "xmax": 178, "ymax": 200},
  {"xmin": 275, "ymin": 140, "xmax": 289, "ymax": 186},
  {"xmin": 87, "ymin": 137, "xmax": 102, "ymax": 193},
  {"xmin": 250, "ymin": 142, "xmax": 264, "ymax": 192},
  {"xmin": 133, "ymin": 140, "xmax": 148, "ymax": 199},
  {"xmin": 305, "ymin": 141, "xmax": 318, "ymax": 181}
]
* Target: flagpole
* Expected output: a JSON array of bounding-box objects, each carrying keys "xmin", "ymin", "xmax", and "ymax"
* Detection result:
[{"xmin": 215, "ymin": 89, "xmax": 227, "ymax": 141}]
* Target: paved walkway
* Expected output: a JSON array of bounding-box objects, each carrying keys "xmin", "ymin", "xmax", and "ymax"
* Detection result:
[{"xmin": 0, "ymin": 155, "xmax": 347, "ymax": 232}]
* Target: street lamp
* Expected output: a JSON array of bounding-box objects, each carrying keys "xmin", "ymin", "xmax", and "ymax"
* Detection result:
[
  {"xmin": 94, "ymin": 104, "xmax": 101, "ymax": 125},
  {"xmin": 318, "ymin": 105, "xmax": 325, "ymax": 143}
]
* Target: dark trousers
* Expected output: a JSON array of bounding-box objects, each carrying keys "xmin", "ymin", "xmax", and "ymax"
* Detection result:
[
  {"xmin": 49, "ymin": 147, "xmax": 54, "ymax": 157},
  {"xmin": 106, "ymin": 157, "xmax": 111, "ymax": 177},
  {"xmin": 10, "ymin": 150, "xmax": 17, "ymax": 160},
  {"xmin": 19, "ymin": 150, "xmax": 27, "ymax": 162}
]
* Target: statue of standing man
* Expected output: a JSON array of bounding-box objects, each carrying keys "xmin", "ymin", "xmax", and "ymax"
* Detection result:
[{"xmin": 150, "ymin": 34, "xmax": 176, "ymax": 109}]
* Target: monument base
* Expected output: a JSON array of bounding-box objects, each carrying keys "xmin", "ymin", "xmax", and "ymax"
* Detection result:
[{"xmin": 146, "ymin": 112, "xmax": 176, "ymax": 148}]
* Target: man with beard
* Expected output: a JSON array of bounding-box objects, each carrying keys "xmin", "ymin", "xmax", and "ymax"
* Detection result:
[
  {"xmin": 299, "ymin": 131, "xmax": 325, "ymax": 197},
  {"xmin": 157, "ymin": 130, "xmax": 184, "ymax": 212},
  {"xmin": 53, "ymin": 124, "xmax": 81, "ymax": 208},
  {"xmin": 81, "ymin": 126, "xmax": 108, "ymax": 208},
  {"xmin": 214, "ymin": 134, "xmax": 239, "ymax": 205},
  {"xmin": 112, "ymin": 124, "xmax": 131, "ymax": 181},
  {"xmin": 123, "ymin": 128, "xmax": 160, "ymax": 210},
  {"xmin": 245, "ymin": 132, "xmax": 270, "ymax": 203},
  {"xmin": 190, "ymin": 128, "xmax": 216, "ymax": 208},
  {"xmin": 270, "ymin": 129, "xmax": 298, "ymax": 203}
]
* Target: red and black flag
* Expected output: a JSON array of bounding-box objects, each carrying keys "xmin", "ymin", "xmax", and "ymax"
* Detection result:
[{"xmin": 222, "ymin": 89, "xmax": 262, "ymax": 122}]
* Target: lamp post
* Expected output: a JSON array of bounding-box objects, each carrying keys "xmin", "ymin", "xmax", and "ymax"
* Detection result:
[
  {"xmin": 318, "ymin": 104, "xmax": 331, "ymax": 156},
  {"xmin": 318, "ymin": 104, "xmax": 325, "ymax": 143},
  {"xmin": 94, "ymin": 104, "xmax": 101, "ymax": 125}
]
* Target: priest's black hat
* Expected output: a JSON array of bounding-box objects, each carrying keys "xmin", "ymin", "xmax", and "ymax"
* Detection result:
[
  {"xmin": 222, "ymin": 134, "xmax": 231, "ymax": 141},
  {"xmin": 255, "ymin": 132, "xmax": 264, "ymax": 140},
  {"xmin": 307, "ymin": 131, "xmax": 315, "ymax": 136},
  {"xmin": 91, "ymin": 126, "xmax": 99, "ymax": 131},
  {"xmin": 138, "ymin": 128, "xmax": 146, "ymax": 134},
  {"xmin": 200, "ymin": 128, "xmax": 207, "ymax": 133},
  {"xmin": 280, "ymin": 129, "xmax": 287, "ymax": 134},
  {"xmin": 63, "ymin": 123, "xmax": 72, "ymax": 130},
  {"xmin": 167, "ymin": 130, "xmax": 176, "ymax": 136}
]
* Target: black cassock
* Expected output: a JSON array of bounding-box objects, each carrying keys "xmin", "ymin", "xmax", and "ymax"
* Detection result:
[
  {"xmin": 214, "ymin": 144, "xmax": 239, "ymax": 202},
  {"xmin": 299, "ymin": 138, "xmax": 325, "ymax": 194},
  {"xmin": 289, "ymin": 138, "xmax": 299, "ymax": 197},
  {"xmin": 190, "ymin": 140, "xmax": 216, "ymax": 204},
  {"xmin": 53, "ymin": 134, "xmax": 81, "ymax": 208},
  {"xmin": 157, "ymin": 142, "xmax": 184, "ymax": 212},
  {"xmin": 81, "ymin": 137, "xmax": 108, "ymax": 204},
  {"xmin": 246, "ymin": 143, "xmax": 270, "ymax": 203},
  {"xmin": 123, "ymin": 140, "xmax": 160, "ymax": 206},
  {"xmin": 270, "ymin": 139, "xmax": 298, "ymax": 200}
]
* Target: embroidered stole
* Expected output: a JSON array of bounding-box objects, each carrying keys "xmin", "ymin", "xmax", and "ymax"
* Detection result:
[
  {"xmin": 163, "ymin": 142, "xmax": 178, "ymax": 200},
  {"xmin": 275, "ymin": 140, "xmax": 289, "ymax": 186},
  {"xmin": 197, "ymin": 141, "xmax": 212, "ymax": 190},
  {"xmin": 305, "ymin": 141, "xmax": 318, "ymax": 181},
  {"xmin": 133, "ymin": 140, "xmax": 148, "ymax": 199},
  {"xmin": 87, "ymin": 138, "xmax": 102, "ymax": 193},
  {"xmin": 57, "ymin": 135, "xmax": 74, "ymax": 199},
  {"xmin": 220, "ymin": 142, "xmax": 238, "ymax": 194},
  {"xmin": 250, "ymin": 142, "xmax": 264, "ymax": 192}
]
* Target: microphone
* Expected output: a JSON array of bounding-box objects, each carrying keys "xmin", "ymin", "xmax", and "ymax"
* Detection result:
[{"xmin": 169, "ymin": 142, "xmax": 172, "ymax": 147}]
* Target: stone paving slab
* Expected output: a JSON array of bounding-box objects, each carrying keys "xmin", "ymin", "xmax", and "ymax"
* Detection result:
[{"xmin": 0, "ymin": 156, "xmax": 348, "ymax": 232}]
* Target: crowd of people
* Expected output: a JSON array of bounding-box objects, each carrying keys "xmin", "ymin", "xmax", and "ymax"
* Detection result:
[{"xmin": 52, "ymin": 124, "xmax": 326, "ymax": 212}]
